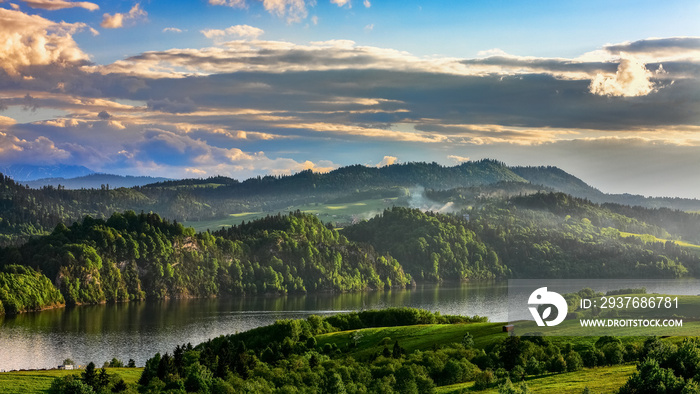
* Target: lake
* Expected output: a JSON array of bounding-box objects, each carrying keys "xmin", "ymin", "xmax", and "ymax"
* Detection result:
[
  {"xmin": 0, "ymin": 282, "xmax": 508, "ymax": 371},
  {"xmin": 4, "ymin": 278, "xmax": 699, "ymax": 371}
]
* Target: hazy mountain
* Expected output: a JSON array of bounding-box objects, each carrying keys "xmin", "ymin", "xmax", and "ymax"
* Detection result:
[
  {"xmin": 512, "ymin": 165, "xmax": 700, "ymax": 210},
  {"xmin": 1, "ymin": 164, "xmax": 94, "ymax": 182},
  {"xmin": 25, "ymin": 173, "xmax": 172, "ymax": 189}
]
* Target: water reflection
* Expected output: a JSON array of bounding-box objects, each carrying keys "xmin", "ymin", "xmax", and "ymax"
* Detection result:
[{"xmin": 0, "ymin": 282, "xmax": 508, "ymax": 370}]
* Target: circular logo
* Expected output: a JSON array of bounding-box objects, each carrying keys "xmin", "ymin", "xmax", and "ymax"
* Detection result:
[{"xmin": 528, "ymin": 287, "xmax": 567, "ymax": 326}]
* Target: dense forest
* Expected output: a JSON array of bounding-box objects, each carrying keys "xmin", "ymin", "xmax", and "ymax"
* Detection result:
[
  {"xmin": 342, "ymin": 207, "xmax": 509, "ymax": 281},
  {"xmin": 467, "ymin": 193, "xmax": 700, "ymax": 278},
  {"xmin": 0, "ymin": 211, "xmax": 412, "ymax": 313}
]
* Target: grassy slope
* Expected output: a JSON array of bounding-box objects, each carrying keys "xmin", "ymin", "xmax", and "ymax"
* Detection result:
[
  {"xmin": 316, "ymin": 322, "xmax": 507, "ymax": 359},
  {"xmin": 619, "ymin": 231, "xmax": 700, "ymax": 255},
  {"xmin": 184, "ymin": 197, "xmax": 398, "ymax": 232},
  {"xmin": 436, "ymin": 364, "xmax": 636, "ymax": 394},
  {"xmin": 0, "ymin": 368, "xmax": 143, "ymax": 394}
]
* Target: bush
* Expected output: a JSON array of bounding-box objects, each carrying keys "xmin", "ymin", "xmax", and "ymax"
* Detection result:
[{"xmin": 474, "ymin": 370, "xmax": 495, "ymax": 390}]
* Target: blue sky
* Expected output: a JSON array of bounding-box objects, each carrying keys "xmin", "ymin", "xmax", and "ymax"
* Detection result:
[{"xmin": 1, "ymin": 0, "xmax": 700, "ymax": 197}]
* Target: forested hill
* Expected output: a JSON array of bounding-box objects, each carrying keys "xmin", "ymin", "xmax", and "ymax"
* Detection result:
[
  {"xmin": 24, "ymin": 174, "xmax": 171, "ymax": 190},
  {"xmin": 0, "ymin": 211, "xmax": 412, "ymax": 314},
  {"xmin": 0, "ymin": 160, "xmax": 526, "ymax": 245},
  {"xmin": 342, "ymin": 207, "xmax": 509, "ymax": 281},
  {"xmin": 143, "ymin": 160, "xmax": 525, "ymax": 192}
]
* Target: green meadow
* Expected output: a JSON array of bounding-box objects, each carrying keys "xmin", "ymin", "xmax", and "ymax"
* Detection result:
[
  {"xmin": 184, "ymin": 197, "xmax": 398, "ymax": 232},
  {"xmin": 0, "ymin": 368, "xmax": 143, "ymax": 394},
  {"xmin": 316, "ymin": 322, "xmax": 507, "ymax": 359},
  {"xmin": 435, "ymin": 364, "xmax": 636, "ymax": 394}
]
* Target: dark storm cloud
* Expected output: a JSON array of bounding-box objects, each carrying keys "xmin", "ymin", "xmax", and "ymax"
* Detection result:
[
  {"xmin": 604, "ymin": 37, "xmax": 700, "ymax": 56},
  {"xmin": 147, "ymin": 97, "xmax": 197, "ymax": 114}
]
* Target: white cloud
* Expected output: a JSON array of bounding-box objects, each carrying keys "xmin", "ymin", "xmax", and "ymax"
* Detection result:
[
  {"xmin": 201, "ymin": 24, "xmax": 264, "ymax": 39},
  {"xmin": 589, "ymin": 55, "xmax": 656, "ymax": 97},
  {"xmin": 0, "ymin": 116, "xmax": 17, "ymax": 127},
  {"xmin": 209, "ymin": 0, "xmax": 307, "ymax": 23},
  {"xmin": 162, "ymin": 27, "xmax": 183, "ymax": 33},
  {"xmin": 363, "ymin": 0, "xmax": 370, "ymax": 7},
  {"xmin": 0, "ymin": 133, "xmax": 71, "ymax": 163},
  {"xmin": 208, "ymin": 0, "xmax": 245, "ymax": 7},
  {"xmin": 447, "ymin": 155, "xmax": 470, "ymax": 163},
  {"xmin": 331, "ymin": 0, "xmax": 351, "ymax": 7},
  {"xmin": 376, "ymin": 156, "xmax": 397, "ymax": 167},
  {"xmin": 364, "ymin": 24, "xmax": 373, "ymax": 32},
  {"xmin": 0, "ymin": 8, "xmax": 91, "ymax": 76},
  {"xmin": 101, "ymin": 3, "xmax": 147, "ymax": 29},
  {"xmin": 21, "ymin": 0, "xmax": 98, "ymax": 11}
]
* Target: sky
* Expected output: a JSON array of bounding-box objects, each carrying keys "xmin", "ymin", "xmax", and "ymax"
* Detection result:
[{"xmin": 1, "ymin": 1, "xmax": 700, "ymax": 197}]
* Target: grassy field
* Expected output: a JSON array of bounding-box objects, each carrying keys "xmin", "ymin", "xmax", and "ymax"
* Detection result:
[
  {"xmin": 435, "ymin": 364, "xmax": 636, "ymax": 394},
  {"xmin": 316, "ymin": 322, "xmax": 507, "ymax": 359},
  {"xmin": 619, "ymin": 231, "xmax": 700, "ymax": 255},
  {"xmin": 184, "ymin": 197, "xmax": 398, "ymax": 232},
  {"xmin": 0, "ymin": 368, "xmax": 143, "ymax": 394}
]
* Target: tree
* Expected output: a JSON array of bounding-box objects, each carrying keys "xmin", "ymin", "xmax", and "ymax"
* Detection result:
[
  {"xmin": 82, "ymin": 362, "xmax": 97, "ymax": 388},
  {"xmin": 462, "ymin": 332, "xmax": 475, "ymax": 348}
]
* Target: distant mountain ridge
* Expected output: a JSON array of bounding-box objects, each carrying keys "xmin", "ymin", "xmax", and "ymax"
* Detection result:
[
  {"xmin": 25, "ymin": 173, "xmax": 172, "ymax": 189},
  {"xmin": 0, "ymin": 164, "xmax": 94, "ymax": 181},
  {"xmin": 511, "ymin": 166, "xmax": 700, "ymax": 210}
]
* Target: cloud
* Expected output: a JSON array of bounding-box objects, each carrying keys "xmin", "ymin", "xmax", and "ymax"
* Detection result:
[
  {"xmin": 201, "ymin": 25, "xmax": 264, "ymax": 39},
  {"xmin": 589, "ymin": 55, "xmax": 656, "ymax": 97},
  {"xmin": 147, "ymin": 97, "xmax": 197, "ymax": 114},
  {"xmin": 208, "ymin": 0, "xmax": 307, "ymax": 23},
  {"xmin": 331, "ymin": 0, "xmax": 351, "ymax": 7},
  {"xmin": 21, "ymin": 0, "xmax": 98, "ymax": 11},
  {"xmin": 208, "ymin": 0, "xmax": 245, "ymax": 7},
  {"xmin": 97, "ymin": 110, "xmax": 111, "ymax": 120},
  {"xmin": 447, "ymin": 155, "xmax": 470, "ymax": 163},
  {"xmin": 0, "ymin": 8, "xmax": 91, "ymax": 76},
  {"xmin": 0, "ymin": 116, "xmax": 17, "ymax": 127},
  {"xmin": 376, "ymin": 156, "xmax": 397, "ymax": 167},
  {"xmin": 101, "ymin": 3, "xmax": 146, "ymax": 29},
  {"xmin": 364, "ymin": 24, "xmax": 373, "ymax": 32},
  {"xmin": 162, "ymin": 27, "xmax": 183, "ymax": 33},
  {"xmin": 604, "ymin": 37, "xmax": 700, "ymax": 61},
  {"xmin": 363, "ymin": 0, "xmax": 370, "ymax": 7},
  {"xmin": 0, "ymin": 133, "xmax": 71, "ymax": 164}
]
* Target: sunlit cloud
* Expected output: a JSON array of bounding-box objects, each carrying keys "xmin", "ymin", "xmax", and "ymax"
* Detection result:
[
  {"xmin": 0, "ymin": 8, "xmax": 91, "ymax": 76},
  {"xmin": 21, "ymin": 0, "xmax": 98, "ymax": 11},
  {"xmin": 101, "ymin": 3, "xmax": 147, "ymax": 29},
  {"xmin": 376, "ymin": 155, "xmax": 397, "ymax": 167},
  {"xmin": 201, "ymin": 24, "xmax": 264, "ymax": 39},
  {"xmin": 589, "ymin": 55, "xmax": 656, "ymax": 97},
  {"xmin": 447, "ymin": 155, "xmax": 470, "ymax": 163}
]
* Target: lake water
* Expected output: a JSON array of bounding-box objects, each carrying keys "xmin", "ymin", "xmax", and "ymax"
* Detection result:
[
  {"xmin": 0, "ymin": 282, "xmax": 508, "ymax": 371},
  {"xmin": 3, "ymin": 278, "xmax": 699, "ymax": 371}
]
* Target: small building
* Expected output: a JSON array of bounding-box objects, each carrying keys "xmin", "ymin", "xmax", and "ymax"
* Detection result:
[
  {"xmin": 58, "ymin": 364, "xmax": 74, "ymax": 370},
  {"xmin": 502, "ymin": 324, "xmax": 514, "ymax": 333}
]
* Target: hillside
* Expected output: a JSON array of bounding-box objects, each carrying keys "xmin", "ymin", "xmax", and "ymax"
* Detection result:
[
  {"xmin": 114, "ymin": 308, "xmax": 690, "ymax": 393},
  {"xmin": 513, "ymin": 165, "xmax": 700, "ymax": 211},
  {"xmin": 0, "ymin": 211, "xmax": 409, "ymax": 313},
  {"xmin": 24, "ymin": 174, "xmax": 172, "ymax": 190}
]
